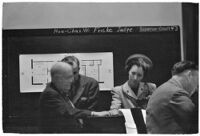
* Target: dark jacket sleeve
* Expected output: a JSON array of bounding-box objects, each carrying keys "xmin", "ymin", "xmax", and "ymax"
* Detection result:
[
  {"xmin": 86, "ymin": 79, "xmax": 100, "ymax": 110},
  {"xmin": 169, "ymin": 90, "xmax": 195, "ymax": 133},
  {"xmin": 41, "ymin": 90, "xmax": 92, "ymax": 118}
]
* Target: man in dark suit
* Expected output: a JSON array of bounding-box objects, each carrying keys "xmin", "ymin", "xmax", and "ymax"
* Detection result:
[
  {"xmin": 39, "ymin": 62, "xmax": 109, "ymax": 133},
  {"xmin": 146, "ymin": 61, "xmax": 198, "ymax": 134},
  {"xmin": 61, "ymin": 56, "xmax": 100, "ymax": 111}
]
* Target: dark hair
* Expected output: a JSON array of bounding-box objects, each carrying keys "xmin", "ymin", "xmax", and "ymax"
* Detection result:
[
  {"xmin": 125, "ymin": 60, "xmax": 146, "ymax": 74},
  {"xmin": 61, "ymin": 56, "xmax": 80, "ymax": 68},
  {"xmin": 171, "ymin": 61, "xmax": 198, "ymax": 75},
  {"xmin": 125, "ymin": 54, "xmax": 153, "ymax": 77}
]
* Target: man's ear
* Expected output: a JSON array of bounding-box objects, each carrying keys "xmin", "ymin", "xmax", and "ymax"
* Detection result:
[{"xmin": 184, "ymin": 70, "xmax": 192, "ymax": 77}]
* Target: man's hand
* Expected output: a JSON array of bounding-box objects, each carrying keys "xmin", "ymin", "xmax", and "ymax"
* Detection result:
[
  {"xmin": 91, "ymin": 111, "xmax": 110, "ymax": 117},
  {"xmin": 109, "ymin": 109, "xmax": 123, "ymax": 116}
]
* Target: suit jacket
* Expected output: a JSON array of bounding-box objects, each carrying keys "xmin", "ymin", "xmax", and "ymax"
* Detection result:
[
  {"xmin": 110, "ymin": 82, "xmax": 156, "ymax": 110},
  {"xmin": 70, "ymin": 75, "xmax": 100, "ymax": 111},
  {"xmin": 190, "ymin": 91, "xmax": 198, "ymax": 133},
  {"xmin": 146, "ymin": 78, "xmax": 195, "ymax": 134},
  {"xmin": 39, "ymin": 83, "xmax": 91, "ymax": 133}
]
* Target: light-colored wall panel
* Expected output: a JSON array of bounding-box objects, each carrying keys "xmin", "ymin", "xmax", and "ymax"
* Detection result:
[{"xmin": 3, "ymin": 3, "xmax": 182, "ymax": 29}]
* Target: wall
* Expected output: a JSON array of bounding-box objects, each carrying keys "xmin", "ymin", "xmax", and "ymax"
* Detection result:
[
  {"xmin": 182, "ymin": 3, "xmax": 198, "ymax": 64},
  {"xmin": 2, "ymin": 2, "xmax": 184, "ymax": 59},
  {"xmin": 2, "ymin": 2, "xmax": 184, "ymax": 60},
  {"xmin": 2, "ymin": 2, "xmax": 183, "ymax": 58},
  {"xmin": 3, "ymin": 3, "xmax": 182, "ymax": 29}
]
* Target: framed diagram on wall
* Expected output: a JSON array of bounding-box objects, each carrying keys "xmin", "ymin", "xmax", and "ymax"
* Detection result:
[{"xmin": 19, "ymin": 52, "xmax": 114, "ymax": 93}]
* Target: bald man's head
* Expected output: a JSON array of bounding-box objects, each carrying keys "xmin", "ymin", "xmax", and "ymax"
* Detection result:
[
  {"xmin": 51, "ymin": 62, "xmax": 73, "ymax": 77},
  {"xmin": 50, "ymin": 62, "xmax": 74, "ymax": 93}
]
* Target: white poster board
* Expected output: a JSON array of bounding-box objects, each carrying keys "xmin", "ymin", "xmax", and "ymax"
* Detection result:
[{"xmin": 19, "ymin": 52, "xmax": 114, "ymax": 93}]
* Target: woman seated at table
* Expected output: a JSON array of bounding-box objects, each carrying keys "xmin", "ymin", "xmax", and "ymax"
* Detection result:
[{"xmin": 109, "ymin": 54, "xmax": 156, "ymax": 116}]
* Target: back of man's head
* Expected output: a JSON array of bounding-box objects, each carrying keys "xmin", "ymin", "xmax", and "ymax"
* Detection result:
[
  {"xmin": 171, "ymin": 61, "xmax": 198, "ymax": 76},
  {"xmin": 50, "ymin": 62, "xmax": 72, "ymax": 78},
  {"xmin": 50, "ymin": 62, "xmax": 74, "ymax": 93},
  {"xmin": 61, "ymin": 56, "xmax": 80, "ymax": 68}
]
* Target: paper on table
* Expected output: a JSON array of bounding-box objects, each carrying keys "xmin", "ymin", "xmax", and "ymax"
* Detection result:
[
  {"xmin": 119, "ymin": 109, "xmax": 137, "ymax": 134},
  {"xmin": 141, "ymin": 109, "xmax": 146, "ymax": 124}
]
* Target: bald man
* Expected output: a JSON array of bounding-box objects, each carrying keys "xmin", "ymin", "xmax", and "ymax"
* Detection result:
[{"xmin": 39, "ymin": 62, "xmax": 109, "ymax": 133}]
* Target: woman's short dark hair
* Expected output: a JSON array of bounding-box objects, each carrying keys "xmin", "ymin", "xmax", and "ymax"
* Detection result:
[
  {"xmin": 171, "ymin": 61, "xmax": 198, "ymax": 75},
  {"xmin": 125, "ymin": 54, "xmax": 153, "ymax": 77}
]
